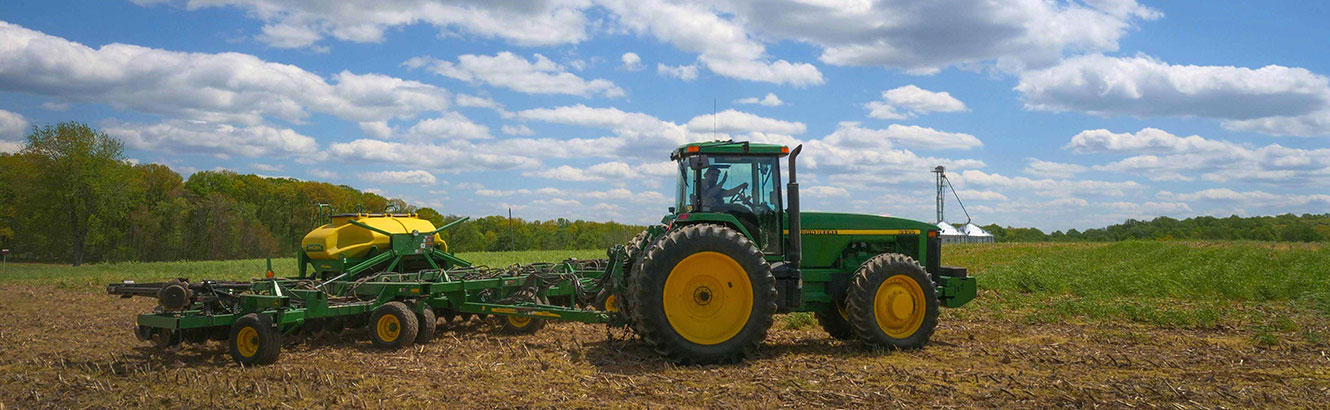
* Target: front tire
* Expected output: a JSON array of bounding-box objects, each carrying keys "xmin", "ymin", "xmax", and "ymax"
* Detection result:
[
  {"xmin": 627, "ymin": 224, "xmax": 777, "ymax": 364},
  {"xmin": 846, "ymin": 254, "xmax": 939, "ymax": 349}
]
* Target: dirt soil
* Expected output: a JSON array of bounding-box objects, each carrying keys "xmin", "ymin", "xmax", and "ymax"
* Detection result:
[{"xmin": 1, "ymin": 284, "xmax": 1327, "ymax": 409}]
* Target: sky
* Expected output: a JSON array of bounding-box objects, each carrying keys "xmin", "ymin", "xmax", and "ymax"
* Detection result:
[{"xmin": 1, "ymin": 0, "xmax": 1328, "ymax": 232}]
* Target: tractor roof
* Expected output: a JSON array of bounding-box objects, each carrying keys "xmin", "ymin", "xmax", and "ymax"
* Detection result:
[{"xmin": 671, "ymin": 141, "xmax": 789, "ymax": 159}]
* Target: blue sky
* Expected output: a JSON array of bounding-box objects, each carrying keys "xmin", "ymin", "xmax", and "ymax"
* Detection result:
[{"xmin": 1, "ymin": 1, "xmax": 1328, "ymax": 231}]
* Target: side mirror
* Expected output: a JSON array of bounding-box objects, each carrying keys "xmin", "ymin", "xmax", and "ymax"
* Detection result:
[{"xmin": 668, "ymin": 206, "xmax": 676, "ymax": 214}]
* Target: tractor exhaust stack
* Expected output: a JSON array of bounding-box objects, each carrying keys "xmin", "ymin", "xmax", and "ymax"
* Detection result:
[{"xmin": 786, "ymin": 144, "xmax": 803, "ymax": 266}]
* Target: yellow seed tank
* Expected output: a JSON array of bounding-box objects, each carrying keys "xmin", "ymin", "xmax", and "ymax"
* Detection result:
[{"xmin": 302, "ymin": 213, "xmax": 447, "ymax": 260}]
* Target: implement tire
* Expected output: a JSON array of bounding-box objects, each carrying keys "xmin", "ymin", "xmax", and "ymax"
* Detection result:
[
  {"xmin": 498, "ymin": 314, "xmax": 546, "ymax": 334},
  {"xmin": 415, "ymin": 307, "xmax": 437, "ymax": 345},
  {"xmin": 369, "ymin": 301, "xmax": 419, "ymax": 349},
  {"xmin": 627, "ymin": 224, "xmax": 776, "ymax": 365},
  {"xmin": 846, "ymin": 253, "xmax": 939, "ymax": 350},
  {"xmin": 815, "ymin": 298, "xmax": 855, "ymax": 340},
  {"xmin": 229, "ymin": 313, "xmax": 281, "ymax": 366}
]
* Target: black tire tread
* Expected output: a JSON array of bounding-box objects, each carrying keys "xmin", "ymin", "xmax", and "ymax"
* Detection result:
[
  {"xmin": 626, "ymin": 223, "xmax": 777, "ymax": 365},
  {"xmin": 845, "ymin": 253, "xmax": 939, "ymax": 350},
  {"xmin": 228, "ymin": 313, "xmax": 281, "ymax": 366},
  {"xmin": 815, "ymin": 301, "xmax": 855, "ymax": 340},
  {"xmin": 415, "ymin": 307, "xmax": 437, "ymax": 344},
  {"xmin": 369, "ymin": 301, "xmax": 419, "ymax": 349}
]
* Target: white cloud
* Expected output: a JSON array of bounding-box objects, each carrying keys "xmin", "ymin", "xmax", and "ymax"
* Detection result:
[
  {"xmin": 803, "ymin": 186, "xmax": 850, "ymax": 198},
  {"xmin": 143, "ymin": 0, "xmax": 591, "ymax": 49},
  {"xmin": 865, "ymin": 85, "xmax": 967, "ymax": 120},
  {"xmin": 953, "ymin": 190, "xmax": 1008, "ymax": 201},
  {"xmin": 328, "ymin": 139, "xmax": 539, "ymax": 172},
  {"xmin": 454, "ymin": 93, "xmax": 505, "ymax": 111},
  {"xmin": 102, "ymin": 120, "xmax": 318, "ymax": 158},
  {"xmin": 514, "ymin": 104, "xmax": 691, "ymax": 157},
  {"xmin": 359, "ymin": 121, "xmax": 392, "ymax": 138},
  {"xmin": 657, "ymin": 63, "xmax": 699, "ymax": 81},
  {"xmin": 686, "ymin": 109, "xmax": 805, "ymax": 135},
  {"xmin": 601, "ymin": 0, "xmax": 823, "ymax": 86},
  {"xmin": 406, "ymin": 52, "xmax": 624, "ymax": 98},
  {"xmin": 134, "ymin": 0, "xmax": 1156, "ymax": 82},
  {"xmin": 1024, "ymin": 159, "xmax": 1087, "ymax": 179},
  {"xmin": 1065, "ymin": 128, "xmax": 1330, "ymax": 183},
  {"xmin": 723, "ymin": 0, "xmax": 1159, "ymax": 74},
  {"xmin": 250, "ymin": 163, "xmax": 282, "ymax": 173},
  {"xmin": 823, "ymin": 121, "xmax": 981, "ymax": 151},
  {"xmin": 406, "ymin": 112, "xmax": 493, "ymax": 140},
  {"xmin": 309, "ymin": 169, "xmax": 338, "ymax": 180},
  {"xmin": 955, "ymin": 170, "xmax": 1140, "ymax": 197},
  {"xmin": 501, "ymin": 124, "xmax": 535, "ymax": 136},
  {"xmin": 361, "ymin": 169, "xmax": 437, "ymax": 185},
  {"xmin": 734, "ymin": 93, "xmax": 783, "ymax": 107},
  {"xmin": 1017, "ymin": 54, "xmax": 1330, "ymax": 136},
  {"xmin": 0, "ymin": 109, "xmax": 27, "ymax": 140},
  {"xmin": 41, "ymin": 101, "xmax": 69, "ymax": 111},
  {"xmin": 524, "ymin": 161, "xmax": 667, "ymax": 184},
  {"xmin": 1157, "ymin": 189, "xmax": 1330, "ymax": 210},
  {"xmin": 0, "ymin": 21, "xmax": 449, "ymax": 126},
  {"xmin": 621, "ymin": 52, "xmax": 644, "ymax": 71}
]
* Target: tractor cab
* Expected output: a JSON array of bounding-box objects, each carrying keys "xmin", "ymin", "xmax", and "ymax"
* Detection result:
[{"xmin": 670, "ymin": 141, "xmax": 792, "ymax": 255}]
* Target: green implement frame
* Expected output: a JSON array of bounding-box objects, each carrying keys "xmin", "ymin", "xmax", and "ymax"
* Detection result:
[{"xmin": 110, "ymin": 247, "xmax": 629, "ymax": 335}]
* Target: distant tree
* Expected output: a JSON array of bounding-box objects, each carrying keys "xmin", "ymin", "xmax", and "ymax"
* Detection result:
[{"xmin": 21, "ymin": 122, "xmax": 127, "ymax": 266}]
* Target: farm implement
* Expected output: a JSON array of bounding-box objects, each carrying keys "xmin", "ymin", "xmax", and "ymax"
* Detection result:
[{"xmin": 109, "ymin": 141, "xmax": 978, "ymax": 366}]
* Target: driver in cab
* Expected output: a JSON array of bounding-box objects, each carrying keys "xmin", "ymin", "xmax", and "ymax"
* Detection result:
[{"xmin": 701, "ymin": 166, "xmax": 747, "ymax": 209}]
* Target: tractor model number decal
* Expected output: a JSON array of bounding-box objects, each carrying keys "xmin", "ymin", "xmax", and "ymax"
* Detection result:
[{"xmin": 784, "ymin": 229, "xmax": 921, "ymax": 235}]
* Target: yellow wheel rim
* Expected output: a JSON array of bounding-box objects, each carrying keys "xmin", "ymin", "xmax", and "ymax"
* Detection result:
[
  {"xmin": 874, "ymin": 274, "xmax": 926, "ymax": 338},
  {"xmin": 662, "ymin": 251, "xmax": 753, "ymax": 345},
  {"xmin": 236, "ymin": 326, "xmax": 259, "ymax": 358},
  {"xmin": 604, "ymin": 294, "xmax": 620, "ymax": 313},
  {"xmin": 836, "ymin": 299, "xmax": 849, "ymax": 320},
  {"xmin": 376, "ymin": 314, "xmax": 401, "ymax": 342},
  {"xmin": 507, "ymin": 315, "xmax": 532, "ymax": 328}
]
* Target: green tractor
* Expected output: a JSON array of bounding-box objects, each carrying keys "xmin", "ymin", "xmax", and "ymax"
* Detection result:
[{"xmin": 612, "ymin": 141, "xmax": 976, "ymax": 364}]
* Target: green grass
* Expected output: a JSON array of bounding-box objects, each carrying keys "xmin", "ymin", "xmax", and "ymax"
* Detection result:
[
  {"xmin": 0, "ymin": 249, "xmax": 605, "ymax": 290},
  {"xmin": 4, "ymin": 241, "xmax": 1327, "ymax": 334},
  {"xmin": 946, "ymin": 241, "xmax": 1330, "ymax": 331}
]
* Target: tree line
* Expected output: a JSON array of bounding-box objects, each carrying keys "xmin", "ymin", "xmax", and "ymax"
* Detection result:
[
  {"xmin": 3, "ymin": 122, "xmax": 1325, "ymax": 265},
  {"xmin": 0, "ymin": 122, "xmax": 643, "ymax": 265},
  {"xmin": 980, "ymin": 213, "xmax": 1330, "ymax": 243}
]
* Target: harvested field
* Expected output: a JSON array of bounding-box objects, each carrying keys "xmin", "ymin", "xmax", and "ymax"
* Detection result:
[{"xmin": 1, "ymin": 243, "xmax": 1327, "ymax": 409}]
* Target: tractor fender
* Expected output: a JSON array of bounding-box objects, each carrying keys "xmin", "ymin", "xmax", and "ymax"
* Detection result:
[{"xmin": 668, "ymin": 214, "xmax": 757, "ymax": 245}]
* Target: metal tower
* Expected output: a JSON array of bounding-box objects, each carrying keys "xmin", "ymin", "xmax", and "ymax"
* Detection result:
[{"xmin": 933, "ymin": 166, "xmax": 946, "ymax": 223}]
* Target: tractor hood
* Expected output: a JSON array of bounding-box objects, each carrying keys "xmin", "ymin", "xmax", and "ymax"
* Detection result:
[
  {"xmin": 796, "ymin": 212, "xmax": 938, "ymax": 234},
  {"xmin": 792, "ymin": 212, "xmax": 938, "ymax": 268}
]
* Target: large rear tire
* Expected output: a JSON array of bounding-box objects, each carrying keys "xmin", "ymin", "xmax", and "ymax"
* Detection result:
[
  {"xmin": 846, "ymin": 254, "xmax": 939, "ymax": 349},
  {"xmin": 627, "ymin": 224, "xmax": 777, "ymax": 364}
]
